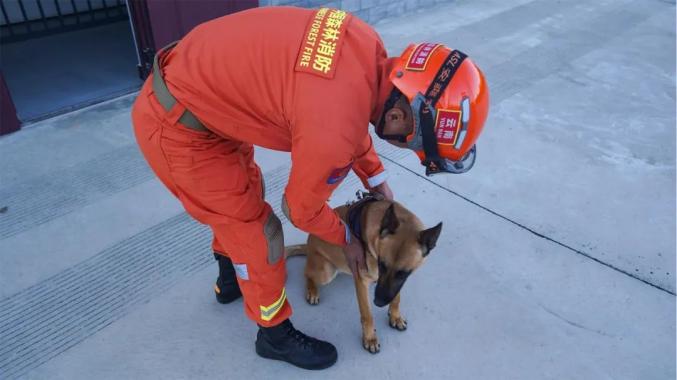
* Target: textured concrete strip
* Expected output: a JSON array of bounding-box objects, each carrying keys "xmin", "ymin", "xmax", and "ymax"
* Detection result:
[
  {"xmin": 0, "ymin": 162, "xmax": 361, "ymax": 379},
  {"xmin": 0, "ymin": 145, "xmax": 152, "ymax": 240},
  {"xmin": 0, "ymin": 214, "xmax": 209, "ymax": 379},
  {"xmin": 0, "ymin": 94, "xmax": 137, "ymax": 187},
  {"xmin": 0, "ymin": 141, "xmax": 358, "ymax": 241}
]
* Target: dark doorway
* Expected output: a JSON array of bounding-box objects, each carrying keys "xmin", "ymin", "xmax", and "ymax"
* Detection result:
[
  {"xmin": 0, "ymin": 0, "xmax": 141, "ymax": 123},
  {"xmin": 0, "ymin": 0, "xmax": 259, "ymax": 130}
]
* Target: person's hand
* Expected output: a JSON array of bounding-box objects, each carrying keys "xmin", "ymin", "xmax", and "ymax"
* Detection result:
[
  {"xmin": 343, "ymin": 237, "xmax": 366, "ymax": 276},
  {"xmin": 371, "ymin": 181, "xmax": 394, "ymax": 201}
]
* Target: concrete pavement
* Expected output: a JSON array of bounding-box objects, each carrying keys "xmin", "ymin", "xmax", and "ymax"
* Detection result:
[{"xmin": 0, "ymin": 0, "xmax": 674, "ymax": 378}]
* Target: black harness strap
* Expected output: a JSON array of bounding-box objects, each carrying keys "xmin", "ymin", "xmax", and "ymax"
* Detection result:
[
  {"xmin": 346, "ymin": 192, "xmax": 381, "ymax": 274},
  {"xmin": 420, "ymin": 104, "xmax": 440, "ymax": 163},
  {"xmin": 346, "ymin": 194, "xmax": 379, "ymax": 245}
]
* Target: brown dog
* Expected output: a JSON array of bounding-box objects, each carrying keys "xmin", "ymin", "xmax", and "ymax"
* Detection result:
[{"xmin": 286, "ymin": 195, "xmax": 442, "ymax": 353}]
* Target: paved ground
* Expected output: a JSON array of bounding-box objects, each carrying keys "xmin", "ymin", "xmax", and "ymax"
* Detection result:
[{"xmin": 0, "ymin": 0, "xmax": 674, "ymax": 379}]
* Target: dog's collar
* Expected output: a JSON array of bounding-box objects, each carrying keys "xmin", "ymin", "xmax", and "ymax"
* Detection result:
[{"xmin": 346, "ymin": 192, "xmax": 380, "ymax": 246}]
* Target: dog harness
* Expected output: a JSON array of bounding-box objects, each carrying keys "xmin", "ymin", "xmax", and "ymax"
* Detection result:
[{"xmin": 346, "ymin": 191, "xmax": 380, "ymax": 246}]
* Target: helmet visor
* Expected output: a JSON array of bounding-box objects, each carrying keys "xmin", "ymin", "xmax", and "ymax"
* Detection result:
[{"xmin": 425, "ymin": 144, "xmax": 476, "ymax": 176}]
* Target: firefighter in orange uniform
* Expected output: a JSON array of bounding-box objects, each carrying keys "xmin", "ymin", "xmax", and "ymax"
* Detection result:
[{"xmin": 132, "ymin": 6, "xmax": 488, "ymax": 369}]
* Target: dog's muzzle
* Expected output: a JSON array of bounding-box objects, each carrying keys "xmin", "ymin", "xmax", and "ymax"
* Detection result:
[
  {"xmin": 373, "ymin": 296, "xmax": 389, "ymax": 308},
  {"xmin": 373, "ymin": 284, "xmax": 397, "ymax": 307}
]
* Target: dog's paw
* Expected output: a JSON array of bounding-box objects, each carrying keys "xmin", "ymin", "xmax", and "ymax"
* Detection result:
[
  {"xmin": 305, "ymin": 291, "xmax": 320, "ymax": 305},
  {"xmin": 362, "ymin": 334, "xmax": 380, "ymax": 354},
  {"xmin": 388, "ymin": 315, "xmax": 407, "ymax": 331}
]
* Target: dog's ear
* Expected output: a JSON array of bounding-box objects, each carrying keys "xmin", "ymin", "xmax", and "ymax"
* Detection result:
[
  {"xmin": 380, "ymin": 203, "xmax": 400, "ymax": 238},
  {"xmin": 419, "ymin": 222, "xmax": 443, "ymax": 257}
]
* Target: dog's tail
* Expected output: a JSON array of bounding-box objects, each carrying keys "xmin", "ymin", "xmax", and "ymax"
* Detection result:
[{"xmin": 284, "ymin": 244, "xmax": 307, "ymax": 258}]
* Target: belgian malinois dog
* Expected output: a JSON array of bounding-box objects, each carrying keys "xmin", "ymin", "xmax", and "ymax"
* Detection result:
[{"xmin": 287, "ymin": 193, "xmax": 442, "ymax": 353}]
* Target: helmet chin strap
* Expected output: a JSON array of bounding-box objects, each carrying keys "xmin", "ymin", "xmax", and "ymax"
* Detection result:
[
  {"xmin": 375, "ymin": 88, "xmax": 409, "ymax": 143},
  {"xmin": 419, "ymin": 102, "xmax": 443, "ymax": 172}
]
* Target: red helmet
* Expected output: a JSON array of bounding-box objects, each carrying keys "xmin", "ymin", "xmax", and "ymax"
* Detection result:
[{"xmin": 376, "ymin": 43, "xmax": 490, "ymax": 175}]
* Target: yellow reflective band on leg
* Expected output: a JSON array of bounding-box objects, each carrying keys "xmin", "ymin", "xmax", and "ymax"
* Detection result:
[{"xmin": 260, "ymin": 288, "xmax": 287, "ymax": 322}]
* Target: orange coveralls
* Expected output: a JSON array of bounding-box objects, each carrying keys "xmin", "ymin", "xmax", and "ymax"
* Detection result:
[{"xmin": 132, "ymin": 6, "xmax": 394, "ymax": 326}]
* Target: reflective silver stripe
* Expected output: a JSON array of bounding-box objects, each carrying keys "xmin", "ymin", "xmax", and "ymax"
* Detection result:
[
  {"xmin": 461, "ymin": 97, "xmax": 470, "ymax": 123},
  {"xmin": 233, "ymin": 263, "xmax": 249, "ymax": 280},
  {"xmin": 454, "ymin": 130, "xmax": 467, "ymax": 150},
  {"xmin": 455, "ymin": 97, "xmax": 470, "ymax": 149},
  {"xmin": 260, "ymin": 288, "xmax": 287, "ymax": 321}
]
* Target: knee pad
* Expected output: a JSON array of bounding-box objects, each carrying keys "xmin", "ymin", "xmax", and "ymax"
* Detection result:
[{"xmin": 264, "ymin": 212, "xmax": 284, "ymax": 264}]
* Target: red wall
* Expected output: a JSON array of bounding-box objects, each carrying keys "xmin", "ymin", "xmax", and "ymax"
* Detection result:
[
  {"xmin": 1, "ymin": 73, "xmax": 20, "ymax": 136},
  {"xmin": 145, "ymin": 0, "xmax": 258, "ymax": 49}
]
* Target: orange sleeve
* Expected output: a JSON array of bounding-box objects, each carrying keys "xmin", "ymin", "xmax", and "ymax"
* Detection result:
[
  {"xmin": 352, "ymin": 134, "xmax": 386, "ymax": 189},
  {"xmin": 283, "ymin": 139, "xmax": 353, "ymax": 247},
  {"xmin": 285, "ymin": 16, "xmax": 384, "ymax": 246},
  {"xmin": 284, "ymin": 79, "xmax": 373, "ymax": 246}
]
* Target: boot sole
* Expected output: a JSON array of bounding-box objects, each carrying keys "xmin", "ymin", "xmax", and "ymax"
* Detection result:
[
  {"xmin": 255, "ymin": 344, "xmax": 337, "ymax": 370},
  {"xmin": 215, "ymin": 291, "xmax": 242, "ymax": 304}
]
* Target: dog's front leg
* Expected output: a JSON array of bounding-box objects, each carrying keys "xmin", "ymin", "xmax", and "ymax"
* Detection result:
[
  {"xmin": 388, "ymin": 293, "xmax": 407, "ymax": 331},
  {"xmin": 354, "ymin": 275, "xmax": 379, "ymax": 353}
]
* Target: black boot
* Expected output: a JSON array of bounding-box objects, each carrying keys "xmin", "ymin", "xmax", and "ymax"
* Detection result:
[
  {"xmin": 255, "ymin": 319, "xmax": 337, "ymax": 370},
  {"xmin": 213, "ymin": 253, "xmax": 242, "ymax": 304}
]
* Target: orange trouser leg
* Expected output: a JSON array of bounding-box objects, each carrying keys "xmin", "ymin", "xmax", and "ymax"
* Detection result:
[
  {"xmin": 212, "ymin": 143, "xmax": 263, "ymax": 256},
  {"xmin": 132, "ymin": 81, "xmax": 291, "ymax": 327}
]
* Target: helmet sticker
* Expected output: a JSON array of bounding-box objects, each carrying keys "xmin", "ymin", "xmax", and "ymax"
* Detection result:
[
  {"xmin": 405, "ymin": 43, "xmax": 442, "ymax": 71},
  {"xmin": 435, "ymin": 109, "xmax": 461, "ymax": 146}
]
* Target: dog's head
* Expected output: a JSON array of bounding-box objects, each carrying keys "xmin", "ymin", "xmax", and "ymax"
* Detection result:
[{"xmin": 368, "ymin": 202, "xmax": 443, "ymax": 307}]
